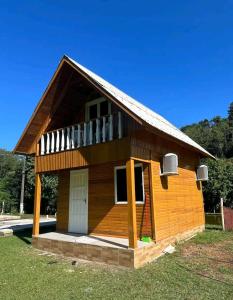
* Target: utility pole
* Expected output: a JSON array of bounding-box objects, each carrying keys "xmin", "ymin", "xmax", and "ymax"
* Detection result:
[{"xmin": 20, "ymin": 156, "xmax": 26, "ymax": 214}]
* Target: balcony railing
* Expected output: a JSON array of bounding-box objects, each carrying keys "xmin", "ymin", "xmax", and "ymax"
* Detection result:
[{"xmin": 39, "ymin": 112, "xmax": 123, "ymax": 155}]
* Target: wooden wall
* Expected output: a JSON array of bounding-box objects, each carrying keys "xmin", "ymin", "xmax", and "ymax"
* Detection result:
[
  {"xmin": 56, "ymin": 161, "xmax": 152, "ymax": 238},
  {"xmin": 35, "ymin": 137, "xmax": 130, "ymax": 173},
  {"xmin": 151, "ymin": 161, "xmax": 204, "ymax": 241},
  {"xmin": 131, "ymin": 130, "xmax": 205, "ymax": 242},
  {"xmin": 56, "ymin": 170, "xmax": 70, "ymax": 232},
  {"xmin": 54, "ymin": 120, "xmax": 205, "ymax": 242}
]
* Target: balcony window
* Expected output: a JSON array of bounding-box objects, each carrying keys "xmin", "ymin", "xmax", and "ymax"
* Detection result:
[{"xmin": 85, "ymin": 97, "xmax": 111, "ymax": 121}]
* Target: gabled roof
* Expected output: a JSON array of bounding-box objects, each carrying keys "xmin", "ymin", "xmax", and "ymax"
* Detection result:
[
  {"xmin": 66, "ymin": 56, "xmax": 214, "ymax": 159},
  {"xmin": 14, "ymin": 55, "xmax": 214, "ymax": 158}
]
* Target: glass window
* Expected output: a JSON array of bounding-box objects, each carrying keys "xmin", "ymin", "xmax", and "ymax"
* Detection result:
[
  {"xmin": 115, "ymin": 165, "xmax": 144, "ymax": 203},
  {"xmin": 86, "ymin": 98, "xmax": 111, "ymax": 121},
  {"xmin": 89, "ymin": 104, "xmax": 98, "ymax": 120},
  {"xmin": 100, "ymin": 100, "xmax": 109, "ymax": 116}
]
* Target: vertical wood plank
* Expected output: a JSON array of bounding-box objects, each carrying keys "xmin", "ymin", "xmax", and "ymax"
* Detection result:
[
  {"xmin": 56, "ymin": 130, "xmax": 60, "ymax": 152},
  {"xmin": 51, "ymin": 132, "xmax": 55, "ymax": 153},
  {"xmin": 89, "ymin": 121, "xmax": 93, "ymax": 145},
  {"xmin": 118, "ymin": 111, "xmax": 122, "ymax": 139},
  {"xmin": 61, "ymin": 129, "xmax": 65, "ymax": 151},
  {"xmin": 66, "ymin": 127, "xmax": 70, "ymax": 150},
  {"xmin": 46, "ymin": 133, "xmax": 50, "ymax": 154},
  {"xmin": 126, "ymin": 158, "xmax": 138, "ymax": 248},
  {"xmin": 77, "ymin": 124, "xmax": 81, "ymax": 147},
  {"xmin": 83, "ymin": 123, "xmax": 87, "ymax": 146},
  {"xmin": 40, "ymin": 135, "xmax": 45, "ymax": 155},
  {"xmin": 149, "ymin": 161, "xmax": 157, "ymax": 240},
  {"xmin": 109, "ymin": 115, "xmax": 113, "ymax": 141},
  {"xmin": 102, "ymin": 116, "xmax": 106, "ymax": 142},
  {"xmin": 96, "ymin": 119, "xmax": 100, "ymax": 143},
  {"xmin": 32, "ymin": 173, "xmax": 42, "ymax": 236},
  {"xmin": 71, "ymin": 126, "xmax": 75, "ymax": 149}
]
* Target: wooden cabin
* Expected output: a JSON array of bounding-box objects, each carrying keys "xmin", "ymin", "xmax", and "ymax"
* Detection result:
[{"xmin": 14, "ymin": 56, "xmax": 213, "ymax": 268}]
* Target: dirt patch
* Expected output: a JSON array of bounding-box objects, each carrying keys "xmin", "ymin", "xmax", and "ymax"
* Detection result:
[{"xmin": 177, "ymin": 239, "xmax": 233, "ymax": 285}]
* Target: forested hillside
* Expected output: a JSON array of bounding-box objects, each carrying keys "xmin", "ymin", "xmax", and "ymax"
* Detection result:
[{"xmin": 181, "ymin": 102, "xmax": 233, "ymax": 211}]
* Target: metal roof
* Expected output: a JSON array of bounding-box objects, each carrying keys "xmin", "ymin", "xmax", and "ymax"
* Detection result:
[{"xmin": 66, "ymin": 56, "xmax": 214, "ymax": 158}]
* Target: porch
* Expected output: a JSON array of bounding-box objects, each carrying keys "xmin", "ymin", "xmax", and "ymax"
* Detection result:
[
  {"xmin": 32, "ymin": 231, "xmax": 164, "ymax": 268},
  {"xmin": 33, "ymin": 158, "xmax": 157, "ymax": 249}
]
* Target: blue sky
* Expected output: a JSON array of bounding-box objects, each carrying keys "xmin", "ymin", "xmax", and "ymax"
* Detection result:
[{"xmin": 0, "ymin": 1, "xmax": 233, "ymax": 151}]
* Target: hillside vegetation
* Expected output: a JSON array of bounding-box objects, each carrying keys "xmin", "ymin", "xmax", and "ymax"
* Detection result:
[{"xmin": 181, "ymin": 102, "xmax": 233, "ymax": 211}]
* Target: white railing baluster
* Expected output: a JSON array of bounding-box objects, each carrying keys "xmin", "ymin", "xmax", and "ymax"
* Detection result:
[
  {"xmin": 83, "ymin": 123, "xmax": 87, "ymax": 146},
  {"xmin": 56, "ymin": 130, "xmax": 60, "ymax": 152},
  {"xmin": 77, "ymin": 124, "xmax": 81, "ymax": 148},
  {"xmin": 109, "ymin": 114, "xmax": 113, "ymax": 141},
  {"xmin": 46, "ymin": 133, "xmax": 50, "ymax": 154},
  {"xmin": 89, "ymin": 121, "xmax": 93, "ymax": 145},
  {"xmin": 102, "ymin": 116, "xmax": 106, "ymax": 142},
  {"xmin": 96, "ymin": 119, "xmax": 100, "ymax": 143},
  {"xmin": 61, "ymin": 129, "xmax": 65, "ymax": 151},
  {"xmin": 51, "ymin": 132, "xmax": 55, "ymax": 153},
  {"xmin": 118, "ymin": 111, "xmax": 122, "ymax": 139},
  {"xmin": 40, "ymin": 113, "xmax": 121, "ymax": 155},
  {"xmin": 66, "ymin": 127, "xmax": 70, "ymax": 150},
  {"xmin": 41, "ymin": 135, "xmax": 45, "ymax": 155},
  {"xmin": 71, "ymin": 126, "xmax": 75, "ymax": 149}
]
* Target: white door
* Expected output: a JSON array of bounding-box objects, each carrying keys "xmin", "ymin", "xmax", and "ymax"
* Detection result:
[{"xmin": 68, "ymin": 169, "xmax": 88, "ymax": 234}]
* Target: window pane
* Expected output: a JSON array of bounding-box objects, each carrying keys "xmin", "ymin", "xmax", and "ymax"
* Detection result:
[
  {"xmin": 115, "ymin": 165, "xmax": 144, "ymax": 203},
  {"xmin": 135, "ymin": 166, "xmax": 144, "ymax": 202},
  {"xmin": 100, "ymin": 100, "xmax": 109, "ymax": 116},
  {"xmin": 116, "ymin": 168, "xmax": 127, "ymax": 202},
  {"xmin": 89, "ymin": 104, "xmax": 98, "ymax": 120}
]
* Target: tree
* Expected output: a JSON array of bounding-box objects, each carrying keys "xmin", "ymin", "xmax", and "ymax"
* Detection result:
[
  {"xmin": 181, "ymin": 102, "xmax": 233, "ymax": 211},
  {"xmin": 0, "ymin": 149, "xmax": 58, "ymax": 214},
  {"xmin": 228, "ymin": 102, "xmax": 233, "ymax": 127},
  {"xmin": 0, "ymin": 149, "xmax": 22, "ymax": 213},
  {"xmin": 23, "ymin": 156, "xmax": 58, "ymax": 214},
  {"xmin": 203, "ymin": 159, "xmax": 233, "ymax": 211}
]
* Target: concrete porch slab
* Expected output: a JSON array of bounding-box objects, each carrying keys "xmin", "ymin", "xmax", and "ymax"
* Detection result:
[
  {"xmin": 37, "ymin": 232, "xmax": 147, "ymax": 249},
  {"xmin": 32, "ymin": 226, "xmax": 204, "ymax": 268}
]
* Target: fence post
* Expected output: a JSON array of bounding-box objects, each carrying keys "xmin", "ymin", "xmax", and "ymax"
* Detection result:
[{"xmin": 220, "ymin": 198, "xmax": 225, "ymax": 231}]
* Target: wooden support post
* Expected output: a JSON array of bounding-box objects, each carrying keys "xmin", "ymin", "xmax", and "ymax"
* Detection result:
[
  {"xmin": 126, "ymin": 159, "xmax": 137, "ymax": 249},
  {"xmin": 149, "ymin": 161, "xmax": 157, "ymax": 240},
  {"xmin": 32, "ymin": 173, "xmax": 42, "ymax": 236}
]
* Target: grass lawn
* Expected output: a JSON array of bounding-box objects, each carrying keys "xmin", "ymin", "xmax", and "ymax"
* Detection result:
[{"xmin": 0, "ymin": 228, "xmax": 233, "ymax": 300}]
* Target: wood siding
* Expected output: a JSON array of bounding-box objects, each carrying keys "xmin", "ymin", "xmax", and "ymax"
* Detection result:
[
  {"xmin": 131, "ymin": 130, "xmax": 205, "ymax": 242},
  {"xmin": 35, "ymin": 137, "xmax": 130, "ymax": 173},
  {"xmin": 151, "ymin": 160, "xmax": 204, "ymax": 241},
  {"xmin": 56, "ymin": 170, "xmax": 70, "ymax": 232},
  {"xmin": 56, "ymin": 161, "xmax": 152, "ymax": 238}
]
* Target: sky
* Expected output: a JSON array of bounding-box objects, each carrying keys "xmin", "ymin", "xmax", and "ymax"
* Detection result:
[{"xmin": 0, "ymin": 0, "xmax": 233, "ymax": 151}]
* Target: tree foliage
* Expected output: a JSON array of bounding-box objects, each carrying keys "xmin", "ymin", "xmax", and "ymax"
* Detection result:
[
  {"xmin": 182, "ymin": 102, "xmax": 233, "ymax": 211},
  {"xmin": 0, "ymin": 149, "xmax": 58, "ymax": 214}
]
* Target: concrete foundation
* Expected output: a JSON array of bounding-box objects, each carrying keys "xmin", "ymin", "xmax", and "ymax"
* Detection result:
[{"xmin": 32, "ymin": 225, "xmax": 204, "ymax": 268}]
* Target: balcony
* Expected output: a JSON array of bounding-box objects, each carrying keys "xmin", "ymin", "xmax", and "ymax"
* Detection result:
[{"xmin": 39, "ymin": 112, "xmax": 123, "ymax": 156}]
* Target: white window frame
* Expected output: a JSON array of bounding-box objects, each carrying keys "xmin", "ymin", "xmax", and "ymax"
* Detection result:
[
  {"xmin": 114, "ymin": 163, "xmax": 145, "ymax": 204},
  {"xmin": 85, "ymin": 97, "xmax": 111, "ymax": 122}
]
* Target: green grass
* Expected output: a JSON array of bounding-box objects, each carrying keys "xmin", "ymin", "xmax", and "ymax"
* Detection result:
[{"xmin": 0, "ymin": 228, "xmax": 233, "ymax": 300}]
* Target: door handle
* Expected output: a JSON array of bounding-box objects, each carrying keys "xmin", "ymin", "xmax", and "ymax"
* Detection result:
[{"xmin": 83, "ymin": 198, "xmax": 86, "ymax": 204}]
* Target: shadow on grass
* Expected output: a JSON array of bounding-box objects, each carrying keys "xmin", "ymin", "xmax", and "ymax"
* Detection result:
[
  {"xmin": 205, "ymin": 224, "xmax": 223, "ymax": 231},
  {"xmin": 14, "ymin": 225, "xmax": 56, "ymax": 245}
]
